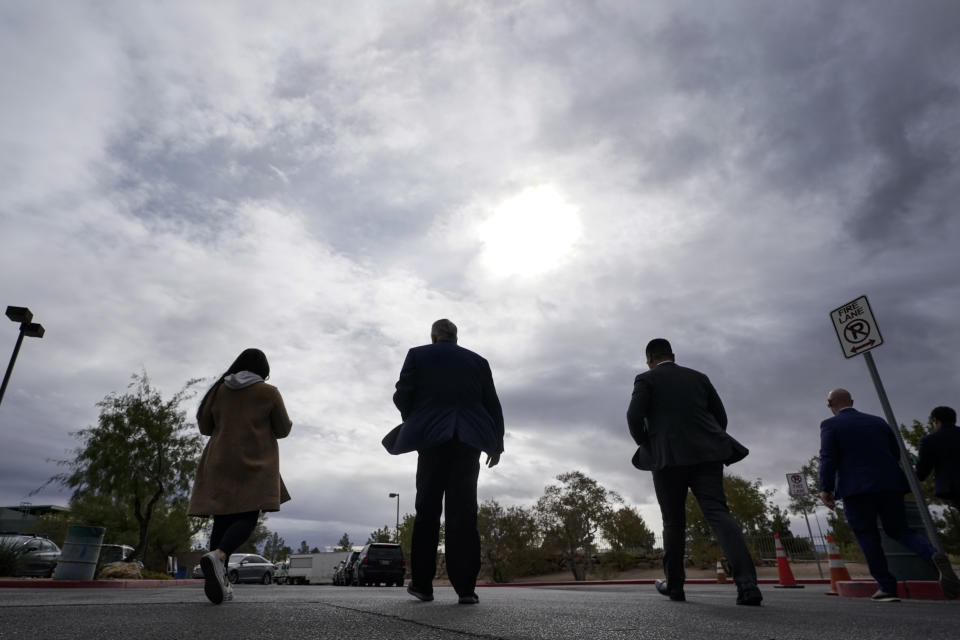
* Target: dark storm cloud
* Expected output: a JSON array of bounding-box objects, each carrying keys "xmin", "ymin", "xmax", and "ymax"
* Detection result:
[{"xmin": 3, "ymin": 0, "xmax": 960, "ymax": 548}]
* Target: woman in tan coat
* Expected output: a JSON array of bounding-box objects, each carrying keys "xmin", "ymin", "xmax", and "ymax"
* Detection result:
[{"xmin": 188, "ymin": 348, "xmax": 292, "ymax": 605}]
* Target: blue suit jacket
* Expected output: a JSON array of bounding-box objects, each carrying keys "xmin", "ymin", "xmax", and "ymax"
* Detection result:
[
  {"xmin": 916, "ymin": 424, "xmax": 960, "ymax": 500},
  {"xmin": 382, "ymin": 341, "xmax": 504, "ymax": 456},
  {"xmin": 819, "ymin": 407, "xmax": 908, "ymax": 498}
]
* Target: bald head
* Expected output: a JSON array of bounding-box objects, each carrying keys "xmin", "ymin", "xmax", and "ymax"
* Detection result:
[{"xmin": 827, "ymin": 388, "xmax": 853, "ymax": 415}]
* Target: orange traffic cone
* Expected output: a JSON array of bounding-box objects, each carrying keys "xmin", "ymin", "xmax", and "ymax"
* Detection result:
[
  {"xmin": 824, "ymin": 534, "xmax": 851, "ymax": 596},
  {"xmin": 716, "ymin": 558, "xmax": 727, "ymax": 583},
  {"xmin": 773, "ymin": 533, "xmax": 804, "ymax": 589}
]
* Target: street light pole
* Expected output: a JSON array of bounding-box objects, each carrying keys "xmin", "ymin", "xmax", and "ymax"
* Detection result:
[
  {"xmin": 388, "ymin": 492, "xmax": 400, "ymax": 537},
  {"xmin": 0, "ymin": 306, "xmax": 45, "ymax": 409}
]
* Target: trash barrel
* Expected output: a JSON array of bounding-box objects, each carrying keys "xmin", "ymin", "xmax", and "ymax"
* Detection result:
[
  {"xmin": 879, "ymin": 499, "xmax": 937, "ymax": 580},
  {"xmin": 53, "ymin": 525, "xmax": 106, "ymax": 581}
]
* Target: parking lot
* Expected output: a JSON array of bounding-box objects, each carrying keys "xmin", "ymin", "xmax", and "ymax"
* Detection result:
[{"xmin": 2, "ymin": 582, "xmax": 959, "ymax": 640}]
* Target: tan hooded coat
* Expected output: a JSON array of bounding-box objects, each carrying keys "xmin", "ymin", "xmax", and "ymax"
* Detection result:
[{"xmin": 187, "ymin": 381, "xmax": 292, "ymax": 516}]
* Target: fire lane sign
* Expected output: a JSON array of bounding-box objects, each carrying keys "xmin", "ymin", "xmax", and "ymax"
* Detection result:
[
  {"xmin": 830, "ymin": 295, "xmax": 883, "ymax": 359},
  {"xmin": 786, "ymin": 473, "xmax": 808, "ymax": 498}
]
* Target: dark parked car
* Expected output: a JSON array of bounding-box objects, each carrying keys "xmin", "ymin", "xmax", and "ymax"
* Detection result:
[
  {"xmin": 354, "ymin": 543, "xmax": 405, "ymax": 587},
  {"xmin": 332, "ymin": 559, "xmax": 346, "ymax": 585},
  {"xmin": 342, "ymin": 550, "xmax": 361, "ymax": 586},
  {"xmin": 226, "ymin": 553, "xmax": 275, "ymax": 585},
  {"xmin": 0, "ymin": 533, "xmax": 60, "ymax": 577}
]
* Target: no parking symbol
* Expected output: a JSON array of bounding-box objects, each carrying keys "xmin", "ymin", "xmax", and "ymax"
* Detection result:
[
  {"xmin": 830, "ymin": 295, "xmax": 883, "ymax": 359},
  {"xmin": 786, "ymin": 473, "xmax": 808, "ymax": 498}
]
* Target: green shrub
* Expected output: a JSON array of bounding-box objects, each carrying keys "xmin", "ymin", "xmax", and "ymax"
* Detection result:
[{"xmin": 0, "ymin": 539, "xmax": 25, "ymax": 577}]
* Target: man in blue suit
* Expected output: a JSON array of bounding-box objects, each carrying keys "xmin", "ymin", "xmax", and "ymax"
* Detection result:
[
  {"xmin": 818, "ymin": 388, "xmax": 958, "ymax": 601},
  {"xmin": 916, "ymin": 406, "xmax": 960, "ymax": 513},
  {"xmin": 384, "ymin": 319, "xmax": 504, "ymax": 604}
]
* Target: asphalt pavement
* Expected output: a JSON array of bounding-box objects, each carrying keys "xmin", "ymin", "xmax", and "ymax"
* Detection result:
[{"xmin": 1, "ymin": 583, "xmax": 958, "ymax": 640}]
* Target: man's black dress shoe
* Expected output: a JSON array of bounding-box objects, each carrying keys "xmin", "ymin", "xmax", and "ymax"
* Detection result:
[
  {"xmin": 736, "ymin": 585, "xmax": 763, "ymax": 606},
  {"xmin": 406, "ymin": 585, "xmax": 434, "ymax": 602},
  {"xmin": 655, "ymin": 579, "xmax": 686, "ymax": 601}
]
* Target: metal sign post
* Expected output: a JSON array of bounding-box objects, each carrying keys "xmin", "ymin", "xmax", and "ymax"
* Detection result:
[
  {"xmin": 787, "ymin": 473, "xmax": 824, "ymax": 579},
  {"xmin": 829, "ymin": 295, "xmax": 941, "ymax": 549},
  {"xmin": 862, "ymin": 350, "xmax": 941, "ymax": 548}
]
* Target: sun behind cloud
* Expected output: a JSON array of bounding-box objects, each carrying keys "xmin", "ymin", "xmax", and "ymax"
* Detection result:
[{"xmin": 478, "ymin": 185, "xmax": 581, "ymax": 277}]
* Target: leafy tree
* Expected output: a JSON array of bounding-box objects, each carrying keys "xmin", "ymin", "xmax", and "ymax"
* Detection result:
[
  {"xmin": 45, "ymin": 373, "xmax": 203, "ymax": 568},
  {"xmin": 261, "ymin": 531, "xmax": 292, "ymax": 562},
  {"xmin": 297, "ymin": 540, "xmax": 310, "ymax": 554},
  {"xmin": 602, "ymin": 506, "xmax": 655, "ymax": 552},
  {"xmin": 31, "ymin": 512, "xmax": 71, "ymax": 547},
  {"xmin": 367, "ymin": 525, "xmax": 394, "ymax": 543},
  {"xmin": 535, "ymin": 471, "xmax": 622, "ymax": 581},
  {"xmin": 477, "ymin": 500, "xmax": 540, "ymax": 583},
  {"xmin": 336, "ymin": 533, "xmax": 352, "ymax": 551},
  {"xmin": 397, "ymin": 513, "xmax": 415, "ymax": 559},
  {"xmin": 769, "ymin": 504, "xmax": 793, "ymax": 538},
  {"xmin": 147, "ymin": 499, "xmax": 205, "ymax": 567},
  {"xmin": 787, "ymin": 456, "xmax": 822, "ymax": 515},
  {"xmin": 310, "ymin": 546, "xmax": 320, "ymax": 553}
]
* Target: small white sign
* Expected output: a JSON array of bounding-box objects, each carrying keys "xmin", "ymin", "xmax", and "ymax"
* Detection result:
[
  {"xmin": 830, "ymin": 295, "xmax": 883, "ymax": 359},
  {"xmin": 786, "ymin": 473, "xmax": 808, "ymax": 497}
]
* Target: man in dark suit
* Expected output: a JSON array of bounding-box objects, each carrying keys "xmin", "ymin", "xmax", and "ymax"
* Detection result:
[
  {"xmin": 384, "ymin": 319, "xmax": 504, "ymax": 604},
  {"xmin": 916, "ymin": 406, "xmax": 960, "ymax": 512},
  {"xmin": 627, "ymin": 338, "xmax": 760, "ymax": 606},
  {"xmin": 819, "ymin": 389, "xmax": 958, "ymax": 601}
]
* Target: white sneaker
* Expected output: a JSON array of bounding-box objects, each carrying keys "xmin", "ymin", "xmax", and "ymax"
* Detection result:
[
  {"xmin": 222, "ymin": 579, "xmax": 234, "ymax": 602},
  {"xmin": 200, "ymin": 551, "xmax": 226, "ymax": 605}
]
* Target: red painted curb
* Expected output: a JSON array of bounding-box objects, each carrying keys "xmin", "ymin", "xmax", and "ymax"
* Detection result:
[
  {"xmin": 900, "ymin": 580, "xmax": 952, "ymax": 600},
  {"xmin": 0, "ymin": 579, "xmax": 202, "ymax": 589},
  {"xmin": 835, "ymin": 580, "xmax": 955, "ymax": 600},
  {"xmin": 478, "ymin": 578, "xmax": 830, "ymax": 588}
]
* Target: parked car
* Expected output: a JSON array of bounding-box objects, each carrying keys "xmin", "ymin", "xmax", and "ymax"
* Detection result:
[
  {"xmin": 332, "ymin": 559, "xmax": 346, "ymax": 585},
  {"xmin": 226, "ymin": 553, "xmax": 274, "ymax": 585},
  {"xmin": 0, "ymin": 533, "xmax": 60, "ymax": 577},
  {"xmin": 342, "ymin": 550, "xmax": 361, "ymax": 586},
  {"xmin": 354, "ymin": 543, "xmax": 405, "ymax": 587},
  {"xmin": 273, "ymin": 561, "xmax": 289, "ymax": 584},
  {"xmin": 191, "ymin": 563, "xmax": 204, "ymax": 579},
  {"xmin": 99, "ymin": 544, "xmax": 136, "ymax": 565}
]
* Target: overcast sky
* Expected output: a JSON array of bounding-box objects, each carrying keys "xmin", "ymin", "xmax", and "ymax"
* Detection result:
[{"xmin": 2, "ymin": 1, "xmax": 959, "ymax": 551}]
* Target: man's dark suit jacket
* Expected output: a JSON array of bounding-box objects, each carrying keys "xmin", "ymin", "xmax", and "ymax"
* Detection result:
[
  {"xmin": 382, "ymin": 340, "xmax": 504, "ymax": 457},
  {"xmin": 818, "ymin": 407, "xmax": 908, "ymax": 499},
  {"xmin": 627, "ymin": 362, "xmax": 747, "ymax": 471},
  {"xmin": 916, "ymin": 424, "xmax": 960, "ymax": 500}
]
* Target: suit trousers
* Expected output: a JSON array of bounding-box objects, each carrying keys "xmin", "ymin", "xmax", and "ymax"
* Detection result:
[
  {"xmin": 842, "ymin": 491, "xmax": 937, "ymax": 594},
  {"xmin": 652, "ymin": 462, "xmax": 757, "ymax": 589},
  {"xmin": 411, "ymin": 438, "xmax": 482, "ymax": 596}
]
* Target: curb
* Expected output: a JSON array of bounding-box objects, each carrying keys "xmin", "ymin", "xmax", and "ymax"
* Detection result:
[
  {"xmin": 479, "ymin": 578, "xmax": 831, "ymax": 588},
  {"xmin": 0, "ymin": 579, "xmax": 202, "ymax": 589},
  {"xmin": 836, "ymin": 580, "xmax": 956, "ymax": 600}
]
